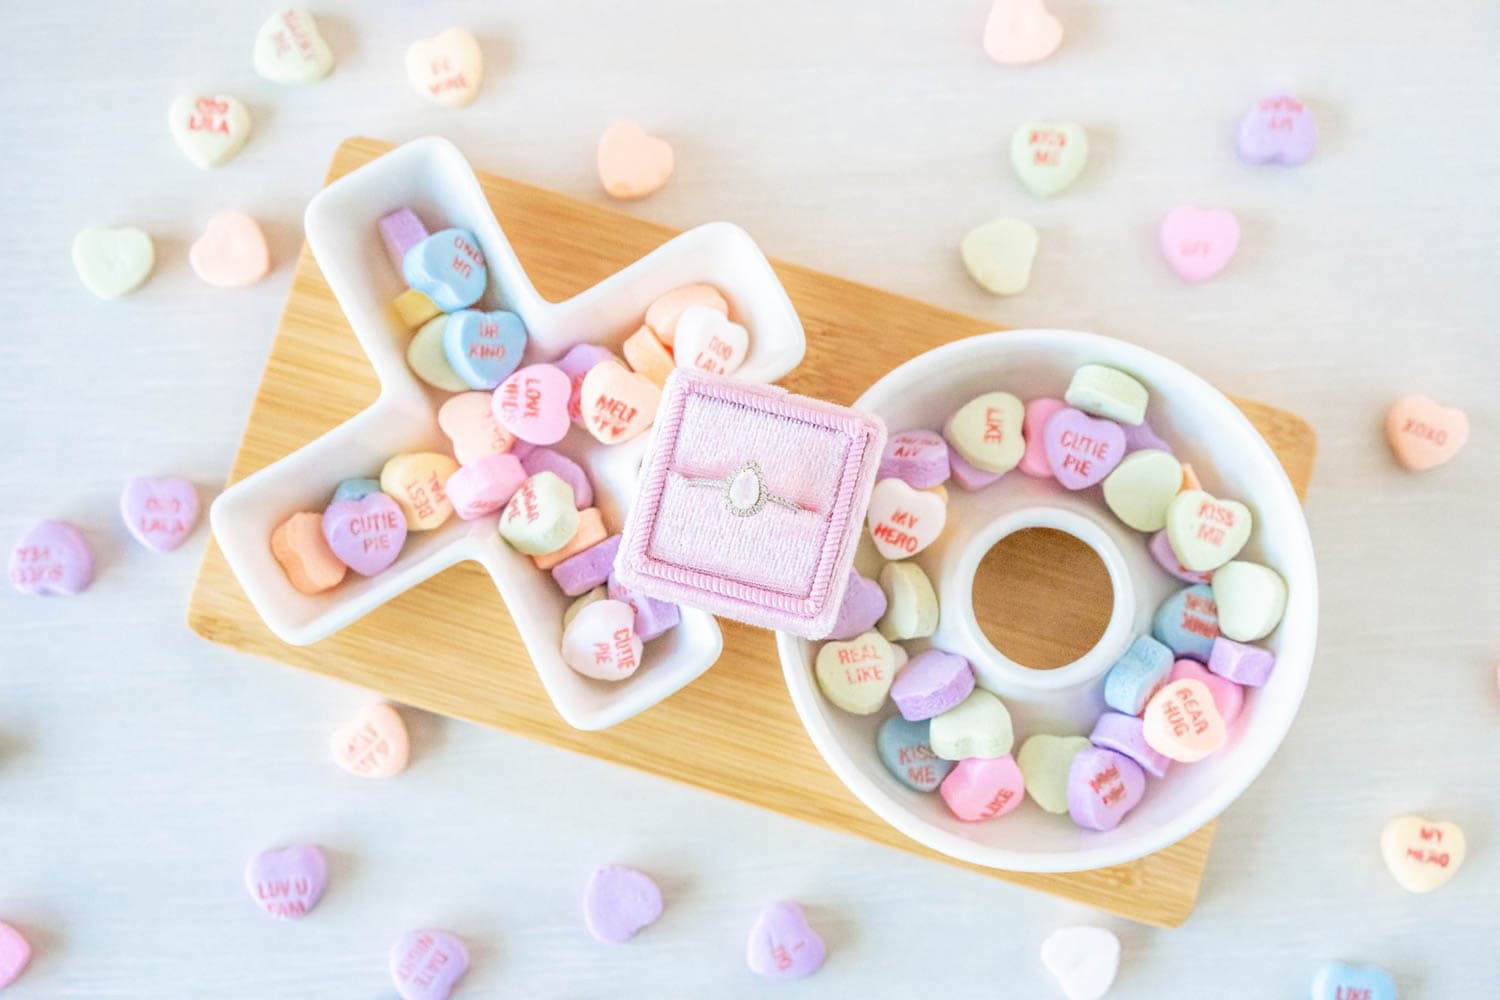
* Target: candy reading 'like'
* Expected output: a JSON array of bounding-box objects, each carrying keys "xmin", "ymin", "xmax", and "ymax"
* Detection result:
[
  {"xmin": 746, "ymin": 902, "xmax": 825, "ymax": 981},
  {"xmin": 190, "ymin": 211, "xmax": 270, "ymax": 288},
  {"xmin": 940, "ymin": 754, "xmax": 1025, "ymax": 822},
  {"xmin": 876, "ymin": 715, "xmax": 953, "ymax": 792},
  {"xmin": 1065, "ymin": 364, "xmax": 1147, "ymax": 426},
  {"xmin": 0, "ymin": 922, "xmax": 30, "ymax": 990},
  {"xmin": 597, "ymin": 121, "xmax": 675, "ymax": 200},
  {"xmin": 674, "ymin": 306, "xmax": 749, "ymax": 378},
  {"xmin": 1311, "ymin": 962, "xmax": 1396, "ymax": 1000},
  {"xmin": 890, "ymin": 650, "xmax": 975, "ymax": 721},
  {"xmin": 499, "ymin": 472, "xmax": 579, "ymax": 555},
  {"xmin": 815, "ymin": 631, "xmax": 897, "ymax": 714},
  {"xmin": 168, "ymin": 94, "xmax": 251, "ymax": 168},
  {"xmin": 390, "ymin": 929, "xmax": 469, "ymax": 1000},
  {"xmin": 381, "ymin": 452, "xmax": 457, "ymax": 531},
  {"xmin": 1016, "ymin": 733, "xmax": 1091, "ymax": 814},
  {"xmin": 1236, "ymin": 93, "xmax": 1316, "ymax": 166},
  {"xmin": 254, "ymin": 8, "xmax": 334, "ymax": 85},
  {"xmin": 245, "ymin": 844, "xmax": 327, "ymax": 920},
  {"xmin": 945, "ymin": 391, "xmax": 1026, "ymax": 473},
  {"xmin": 983, "ymin": 0, "xmax": 1063, "ymax": 65},
  {"xmin": 1159, "ymin": 205, "xmax": 1240, "ymax": 283},
  {"xmin": 1043, "ymin": 406, "xmax": 1125, "ymax": 489},
  {"xmin": 404, "ymin": 228, "xmax": 487, "ymax": 311},
  {"xmin": 1067, "ymin": 746, "xmax": 1146, "ymax": 831},
  {"xmin": 930, "ymin": 689, "xmax": 1014, "ymax": 761},
  {"xmin": 584, "ymin": 866, "xmax": 663, "ymax": 944},
  {"xmin": 867, "ymin": 478, "xmax": 946, "ymax": 560},
  {"xmin": 406, "ymin": 28, "xmax": 483, "ymax": 107},
  {"xmin": 562, "ymin": 599, "xmax": 642, "ymax": 681},
  {"xmin": 1040, "ymin": 926, "xmax": 1120, "ymax": 1000},
  {"xmin": 120, "ymin": 476, "xmax": 199, "ymax": 552},
  {"xmin": 960, "ymin": 217, "xmax": 1039, "ymax": 295},
  {"xmin": 322, "ymin": 492, "xmax": 407, "ymax": 576},
  {"xmin": 271, "ymin": 511, "xmax": 346, "ymax": 594},
  {"xmin": 1142, "ymin": 678, "xmax": 1227, "ymax": 762},
  {"xmin": 1380, "ymin": 815, "xmax": 1465, "ymax": 893},
  {"xmin": 330, "ymin": 702, "xmax": 410, "ymax": 778},
  {"xmin": 72, "ymin": 226, "xmax": 154, "ymax": 299},
  {"xmin": 1385, "ymin": 394, "xmax": 1469, "ymax": 471},
  {"xmin": 1011, "ymin": 121, "xmax": 1088, "ymax": 197}
]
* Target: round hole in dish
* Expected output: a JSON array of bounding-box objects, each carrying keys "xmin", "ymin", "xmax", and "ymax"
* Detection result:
[{"xmin": 971, "ymin": 526, "xmax": 1114, "ymax": 670}]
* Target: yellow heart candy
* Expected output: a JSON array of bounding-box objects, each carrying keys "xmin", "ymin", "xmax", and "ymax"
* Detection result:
[{"xmin": 380, "ymin": 452, "xmax": 458, "ymax": 531}]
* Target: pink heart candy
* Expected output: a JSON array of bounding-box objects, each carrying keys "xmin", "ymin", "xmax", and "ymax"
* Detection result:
[
  {"xmin": 0, "ymin": 922, "xmax": 29, "ymax": 989},
  {"xmin": 8, "ymin": 520, "xmax": 93, "ymax": 596},
  {"xmin": 1043, "ymin": 407, "xmax": 1125, "ymax": 489},
  {"xmin": 746, "ymin": 901, "xmax": 826, "ymax": 981},
  {"xmin": 1018, "ymin": 397, "xmax": 1066, "ymax": 478},
  {"xmin": 322, "ymin": 493, "xmax": 407, "ymax": 576},
  {"xmin": 390, "ymin": 929, "xmax": 469, "ymax": 1000},
  {"xmin": 493, "ymin": 363, "xmax": 572, "ymax": 445},
  {"xmin": 120, "ymin": 476, "xmax": 200, "ymax": 552},
  {"xmin": 189, "ymin": 210, "xmax": 270, "ymax": 288},
  {"xmin": 244, "ymin": 844, "xmax": 328, "ymax": 920},
  {"xmin": 866, "ymin": 477, "xmax": 947, "ymax": 559},
  {"xmin": 583, "ymin": 865, "xmax": 664, "ymax": 944},
  {"xmin": 445, "ymin": 453, "xmax": 525, "ymax": 520},
  {"xmin": 1159, "ymin": 206, "xmax": 1240, "ymax": 283},
  {"xmin": 561, "ymin": 599, "xmax": 643, "ymax": 681},
  {"xmin": 983, "ymin": 0, "xmax": 1064, "ymax": 65},
  {"xmin": 1169, "ymin": 657, "xmax": 1244, "ymax": 725},
  {"xmin": 438, "ymin": 391, "xmax": 516, "ymax": 466}
]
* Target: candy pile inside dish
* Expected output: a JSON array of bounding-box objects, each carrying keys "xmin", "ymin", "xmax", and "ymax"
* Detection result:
[
  {"xmin": 815, "ymin": 362, "xmax": 1289, "ymax": 831},
  {"xmin": 265, "ymin": 207, "xmax": 761, "ymax": 685}
]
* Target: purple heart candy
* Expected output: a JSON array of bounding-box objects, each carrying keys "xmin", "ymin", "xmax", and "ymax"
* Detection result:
[
  {"xmin": 1066, "ymin": 746, "xmax": 1146, "ymax": 831},
  {"xmin": 1207, "ymin": 636, "xmax": 1276, "ymax": 687},
  {"xmin": 1043, "ymin": 407, "xmax": 1126, "ymax": 490},
  {"xmin": 322, "ymin": 492, "xmax": 408, "ymax": 577},
  {"xmin": 878, "ymin": 429, "xmax": 950, "ymax": 488},
  {"xmin": 890, "ymin": 650, "xmax": 976, "ymax": 721},
  {"xmin": 826, "ymin": 569, "xmax": 887, "ymax": 640},
  {"xmin": 608, "ymin": 571, "xmax": 681, "ymax": 641},
  {"xmin": 583, "ymin": 865, "xmax": 664, "ymax": 944},
  {"xmin": 1236, "ymin": 93, "xmax": 1317, "ymax": 166},
  {"xmin": 948, "ymin": 447, "xmax": 1003, "ymax": 491},
  {"xmin": 1089, "ymin": 711, "xmax": 1172, "ymax": 779},
  {"xmin": 554, "ymin": 344, "xmax": 617, "ymax": 424},
  {"xmin": 120, "ymin": 476, "xmax": 200, "ymax": 552},
  {"xmin": 8, "ymin": 520, "xmax": 93, "ymax": 596},
  {"xmin": 554, "ymin": 534, "xmax": 622, "ymax": 597},
  {"xmin": 244, "ymin": 844, "xmax": 328, "ymax": 920},
  {"xmin": 521, "ymin": 447, "xmax": 593, "ymax": 509},
  {"xmin": 1148, "ymin": 529, "xmax": 1211, "ymax": 583},
  {"xmin": 746, "ymin": 901, "xmax": 825, "ymax": 981},
  {"xmin": 390, "ymin": 929, "xmax": 469, "ymax": 1000},
  {"xmin": 1122, "ymin": 418, "xmax": 1172, "ymax": 455}
]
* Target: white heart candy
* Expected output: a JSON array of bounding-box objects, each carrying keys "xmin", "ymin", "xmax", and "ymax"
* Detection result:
[
  {"xmin": 944, "ymin": 391, "xmax": 1026, "ymax": 473},
  {"xmin": 1380, "ymin": 815, "xmax": 1465, "ymax": 893},
  {"xmin": 168, "ymin": 94, "xmax": 251, "ymax": 169},
  {"xmin": 1211, "ymin": 560, "xmax": 1287, "ymax": 642},
  {"xmin": 1040, "ymin": 926, "xmax": 1120, "ymax": 1000},
  {"xmin": 1010, "ymin": 121, "xmax": 1088, "ymax": 198},
  {"xmin": 561, "ymin": 599, "xmax": 642, "ymax": 682},
  {"xmin": 929, "ymin": 689, "xmax": 1013, "ymax": 760},
  {"xmin": 960, "ymin": 217, "xmax": 1038, "ymax": 295},
  {"xmin": 673, "ymin": 305, "xmax": 749, "ymax": 378},
  {"xmin": 72, "ymin": 227, "xmax": 154, "ymax": 299},
  {"xmin": 1102, "ymin": 448, "xmax": 1182, "ymax": 532},
  {"xmin": 1165, "ymin": 489, "xmax": 1252, "ymax": 572},
  {"xmin": 866, "ymin": 478, "xmax": 946, "ymax": 560},
  {"xmin": 815, "ymin": 631, "xmax": 897, "ymax": 714},
  {"xmin": 406, "ymin": 28, "xmax": 483, "ymax": 107},
  {"xmin": 253, "ymin": 8, "xmax": 334, "ymax": 85}
]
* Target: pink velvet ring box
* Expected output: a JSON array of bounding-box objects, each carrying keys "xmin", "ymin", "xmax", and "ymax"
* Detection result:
[{"xmin": 616, "ymin": 370, "xmax": 887, "ymax": 639}]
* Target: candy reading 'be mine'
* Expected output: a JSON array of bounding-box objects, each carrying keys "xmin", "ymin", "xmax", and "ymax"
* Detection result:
[
  {"xmin": 169, "ymin": 94, "xmax": 251, "ymax": 168},
  {"xmin": 746, "ymin": 902, "xmax": 825, "ymax": 981},
  {"xmin": 390, "ymin": 929, "xmax": 469, "ymax": 1000},
  {"xmin": 244, "ymin": 844, "xmax": 327, "ymax": 920},
  {"xmin": 330, "ymin": 703, "xmax": 410, "ymax": 778},
  {"xmin": 406, "ymin": 28, "xmax": 483, "ymax": 107},
  {"xmin": 120, "ymin": 476, "xmax": 199, "ymax": 552},
  {"xmin": 960, "ymin": 217, "xmax": 1039, "ymax": 295},
  {"xmin": 597, "ymin": 121, "xmax": 675, "ymax": 200},
  {"xmin": 1380, "ymin": 815, "xmax": 1466, "ymax": 893},
  {"xmin": 584, "ymin": 866, "xmax": 663, "ymax": 944},
  {"xmin": 73, "ymin": 226, "xmax": 154, "ymax": 299}
]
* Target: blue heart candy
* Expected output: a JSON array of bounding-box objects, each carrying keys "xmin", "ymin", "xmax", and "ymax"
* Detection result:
[
  {"xmin": 1152, "ymin": 583, "xmax": 1219, "ymax": 662},
  {"xmin": 876, "ymin": 715, "xmax": 953, "ymax": 793},
  {"xmin": 442, "ymin": 309, "xmax": 527, "ymax": 390},
  {"xmin": 1311, "ymin": 962, "xmax": 1396, "ymax": 1000},
  {"xmin": 331, "ymin": 477, "xmax": 382, "ymax": 503},
  {"xmin": 1103, "ymin": 634, "xmax": 1174, "ymax": 714},
  {"xmin": 402, "ymin": 227, "xmax": 487, "ymax": 311}
]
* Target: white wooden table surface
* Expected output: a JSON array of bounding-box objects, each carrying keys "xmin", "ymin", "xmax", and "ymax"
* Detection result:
[{"xmin": 2, "ymin": 2, "xmax": 1496, "ymax": 996}]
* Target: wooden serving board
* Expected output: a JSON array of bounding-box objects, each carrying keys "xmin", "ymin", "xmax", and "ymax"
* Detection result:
[{"xmin": 188, "ymin": 137, "xmax": 1316, "ymax": 928}]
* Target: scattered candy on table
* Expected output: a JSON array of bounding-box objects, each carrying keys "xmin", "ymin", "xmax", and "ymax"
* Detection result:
[
  {"xmin": 982, "ymin": 0, "xmax": 1064, "ymax": 66},
  {"xmin": 253, "ymin": 8, "xmax": 335, "ymax": 85},
  {"xmin": 1310, "ymin": 961, "xmax": 1396, "ymax": 1000},
  {"xmin": 120, "ymin": 476, "xmax": 200, "ymax": 552},
  {"xmin": 597, "ymin": 121, "xmax": 675, "ymax": 200},
  {"xmin": 583, "ymin": 866, "xmax": 663, "ymax": 944},
  {"xmin": 960, "ymin": 217, "xmax": 1039, "ymax": 295},
  {"xmin": 1236, "ymin": 93, "xmax": 1316, "ymax": 166},
  {"xmin": 9, "ymin": 520, "xmax": 94, "ymax": 596},
  {"xmin": 72, "ymin": 226, "xmax": 154, "ymax": 299},
  {"xmin": 1159, "ymin": 205, "xmax": 1240, "ymax": 283},
  {"xmin": 1384, "ymin": 394, "xmax": 1469, "ymax": 471},
  {"xmin": 0, "ymin": 922, "xmax": 30, "ymax": 990},
  {"xmin": 389, "ymin": 928, "xmax": 469, "ymax": 1000},
  {"xmin": 244, "ymin": 844, "xmax": 328, "ymax": 920},
  {"xmin": 1040, "ymin": 925, "xmax": 1120, "ymax": 1000},
  {"xmin": 189, "ymin": 210, "xmax": 270, "ymax": 288},
  {"xmin": 1011, "ymin": 121, "xmax": 1088, "ymax": 197},
  {"xmin": 1379, "ymin": 815, "xmax": 1465, "ymax": 893},
  {"xmin": 405, "ymin": 28, "xmax": 483, "ymax": 107},
  {"xmin": 330, "ymin": 703, "xmax": 410, "ymax": 779},
  {"xmin": 168, "ymin": 94, "xmax": 251, "ymax": 168},
  {"xmin": 745, "ymin": 902, "xmax": 825, "ymax": 981}
]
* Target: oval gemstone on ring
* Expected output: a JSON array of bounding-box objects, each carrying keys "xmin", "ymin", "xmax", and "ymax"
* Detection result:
[{"xmin": 727, "ymin": 462, "xmax": 766, "ymax": 515}]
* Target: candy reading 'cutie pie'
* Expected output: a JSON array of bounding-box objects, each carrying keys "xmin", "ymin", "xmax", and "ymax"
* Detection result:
[
  {"xmin": 1380, "ymin": 815, "xmax": 1465, "ymax": 893},
  {"xmin": 746, "ymin": 902, "xmax": 825, "ymax": 981},
  {"xmin": 331, "ymin": 702, "xmax": 410, "ymax": 778},
  {"xmin": 389, "ymin": 928, "xmax": 469, "ymax": 1000},
  {"xmin": 867, "ymin": 478, "xmax": 946, "ymax": 560},
  {"xmin": 323, "ymin": 492, "xmax": 407, "ymax": 576},
  {"xmin": 1043, "ymin": 407, "xmax": 1125, "ymax": 489},
  {"xmin": 120, "ymin": 476, "xmax": 199, "ymax": 552},
  {"xmin": 815, "ymin": 631, "xmax": 897, "ymax": 714},
  {"xmin": 562, "ymin": 599, "xmax": 642, "ymax": 682},
  {"xmin": 494, "ymin": 364, "xmax": 573, "ymax": 445},
  {"xmin": 406, "ymin": 28, "xmax": 483, "ymax": 107},
  {"xmin": 244, "ymin": 844, "xmax": 327, "ymax": 920}
]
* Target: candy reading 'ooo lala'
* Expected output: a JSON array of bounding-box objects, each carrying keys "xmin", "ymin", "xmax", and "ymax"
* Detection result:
[
  {"xmin": 1103, "ymin": 449, "xmax": 1182, "ymax": 532},
  {"xmin": 254, "ymin": 8, "xmax": 334, "ymax": 84},
  {"xmin": 597, "ymin": 121, "xmax": 675, "ymax": 200},
  {"xmin": 1168, "ymin": 658, "xmax": 1243, "ymax": 726},
  {"xmin": 409, "ymin": 316, "xmax": 470, "ymax": 391},
  {"xmin": 815, "ymin": 631, "xmax": 897, "ymax": 714},
  {"xmin": 1102, "ymin": 634, "xmax": 1174, "ymax": 715},
  {"xmin": 940, "ymin": 754, "xmax": 1025, "ymax": 822},
  {"xmin": 646, "ymin": 284, "xmax": 728, "ymax": 346},
  {"xmin": 271, "ymin": 511, "xmax": 346, "ymax": 594},
  {"xmin": 244, "ymin": 844, "xmax": 327, "ymax": 920},
  {"xmin": 1159, "ymin": 206, "xmax": 1240, "ymax": 283},
  {"xmin": 405, "ymin": 28, "xmax": 483, "ymax": 107},
  {"xmin": 1236, "ymin": 93, "xmax": 1317, "ymax": 166},
  {"xmin": 1017, "ymin": 397, "xmax": 1065, "ymax": 478},
  {"xmin": 945, "ymin": 391, "xmax": 1026, "ymax": 473},
  {"xmin": 321, "ymin": 493, "xmax": 407, "ymax": 576},
  {"xmin": 1211, "ymin": 560, "xmax": 1287, "ymax": 642},
  {"xmin": 554, "ymin": 534, "xmax": 621, "ymax": 597},
  {"xmin": 1090, "ymin": 712, "xmax": 1171, "ymax": 779},
  {"xmin": 9, "ymin": 520, "xmax": 94, "ymax": 596},
  {"xmin": 827, "ymin": 569, "xmax": 887, "ymax": 641},
  {"xmin": 983, "ymin": 0, "xmax": 1064, "ymax": 65},
  {"xmin": 120, "ymin": 476, "xmax": 199, "ymax": 552},
  {"xmin": 673, "ymin": 306, "xmax": 749, "ymax": 378},
  {"xmin": 404, "ymin": 228, "xmax": 487, "ymax": 311},
  {"xmin": 330, "ymin": 703, "xmax": 410, "ymax": 778},
  {"xmin": 1142, "ymin": 678, "xmax": 1227, "ymax": 762},
  {"xmin": 1311, "ymin": 962, "xmax": 1396, "ymax": 1000},
  {"xmin": 443, "ymin": 309, "xmax": 526, "ymax": 390},
  {"xmin": 579, "ymin": 360, "xmax": 660, "ymax": 444},
  {"xmin": 891, "ymin": 650, "xmax": 975, "ymax": 721},
  {"xmin": 446, "ymin": 454, "xmax": 525, "ymax": 520},
  {"xmin": 562, "ymin": 599, "xmax": 642, "ymax": 681},
  {"xmin": 168, "ymin": 94, "xmax": 251, "ymax": 168},
  {"xmin": 1016, "ymin": 733, "xmax": 1090, "ymax": 813},
  {"xmin": 1065, "ymin": 364, "xmax": 1148, "ymax": 426},
  {"xmin": 879, "ymin": 430, "xmax": 951, "ymax": 489},
  {"xmin": 390, "ymin": 929, "xmax": 469, "ymax": 1000},
  {"xmin": 1165, "ymin": 489, "xmax": 1252, "ymax": 572},
  {"xmin": 438, "ymin": 392, "xmax": 516, "ymax": 465},
  {"xmin": 1040, "ymin": 925, "xmax": 1120, "ymax": 1000},
  {"xmin": 190, "ymin": 211, "xmax": 270, "ymax": 288},
  {"xmin": 1385, "ymin": 394, "xmax": 1469, "ymax": 471},
  {"xmin": 499, "ymin": 472, "xmax": 579, "ymax": 555},
  {"xmin": 746, "ymin": 902, "xmax": 825, "ymax": 981},
  {"xmin": 877, "ymin": 561, "xmax": 939, "ymax": 641},
  {"xmin": 877, "ymin": 715, "xmax": 953, "ymax": 792},
  {"xmin": 930, "ymin": 689, "xmax": 1014, "ymax": 760},
  {"xmin": 960, "ymin": 217, "xmax": 1039, "ymax": 295},
  {"xmin": 1207, "ymin": 636, "xmax": 1275, "ymax": 687},
  {"xmin": 0, "ymin": 922, "xmax": 30, "ymax": 990},
  {"xmin": 1043, "ymin": 407, "xmax": 1126, "ymax": 489},
  {"xmin": 584, "ymin": 866, "xmax": 663, "ymax": 944},
  {"xmin": 867, "ymin": 478, "xmax": 946, "ymax": 560},
  {"xmin": 381, "ymin": 453, "xmax": 458, "ymax": 532},
  {"xmin": 1067, "ymin": 746, "xmax": 1146, "ymax": 831},
  {"xmin": 72, "ymin": 226, "xmax": 154, "ymax": 299},
  {"xmin": 1380, "ymin": 815, "xmax": 1466, "ymax": 893},
  {"xmin": 1010, "ymin": 122, "xmax": 1088, "ymax": 197},
  {"xmin": 1152, "ymin": 583, "xmax": 1220, "ymax": 661},
  {"xmin": 622, "ymin": 326, "xmax": 675, "ymax": 387}
]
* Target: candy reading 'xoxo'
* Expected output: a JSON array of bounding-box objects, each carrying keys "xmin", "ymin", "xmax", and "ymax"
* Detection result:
[
  {"xmin": 940, "ymin": 754, "xmax": 1025, "ymax": 822},
  {"xmin": 1385, "ymin": 394, "xmax": 1468, "ymax": 471},
  {"xmin": 597, "ymin": 121, "xmax": 675, "ymax": 200},
  {"xmin": 245, "ymin": 844, "xmax": 327, "ymax": 920},
  {"xmin": 1016, "ymin": 733, "xmax": 1091, "ymax": 814},
  {"xmin": 930, "ymin": 689, "xmax": 1014, "ymax": 761},
  {"xmin": 331, "ymin": 703, "xmax": 410, "ymax": 778},
  {"xmin": 815, "ymin": 631, "xmax": 897, "ymax": 714},
  {"xmin": 877, "ymin": 715, "xmax": 953, "ymax": 792}
]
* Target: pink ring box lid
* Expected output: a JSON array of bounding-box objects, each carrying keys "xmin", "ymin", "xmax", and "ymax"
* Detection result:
[{"xmin": 616, "ymin": 370, "xmax": 887, "ymax": 638}]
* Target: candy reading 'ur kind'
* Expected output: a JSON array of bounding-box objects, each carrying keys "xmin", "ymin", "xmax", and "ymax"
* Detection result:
[
  {"xmin": 406, "ymin": 28, "xmax": 483, "ymax": 107},
  {"xmin": 443, "ymin": 310, "xmax": 526, "ymax": 390},
  {"xmin": 404, "ymin": 228, "xmax": 487, "ymax": 311},
  {"xmin": 120, "ymin": 476, "xmax": 199, "ymax": 552},
  {"xmin": 583, "ymin": 866, "xmax": 663, "ymax": 944},
  {"xmin": 244, "ymin": 844, "xmax": 327, "ymax": 920},
  {"xmin": 597, "ymin": 121, "xmax": 675, "ymax": 200}
]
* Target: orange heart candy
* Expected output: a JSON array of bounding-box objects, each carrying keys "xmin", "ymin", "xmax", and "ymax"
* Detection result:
[
  {"xmin": 579, "ymin": 360, "xmax": 660, "ymax": 444},
  {"xmin": 1385, "ymin": 395, "xmax": 1469, "ymax": 471},
  {"xmin": 330, "ymin": 703, "xmax": 410, "ymax": 778},
  {"xmin": 597, "ymin": 121, "xmax": 674, "ymax": 200}
]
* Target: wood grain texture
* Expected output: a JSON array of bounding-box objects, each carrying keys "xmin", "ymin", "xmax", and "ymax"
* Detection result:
[{"xmin": 187, "ymin": 137, "xmax": 1316, "ymax": 928}]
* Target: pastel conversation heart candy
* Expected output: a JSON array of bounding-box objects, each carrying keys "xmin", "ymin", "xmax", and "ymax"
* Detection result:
[
  {"xmin": 1065, "ymin": 364, "xmax": 1148, "ymax": 426},
  {"xmin": 930, "ymin": 689, "xmax": 1013, "ymax": 761},
  {"xmin": 1103, "ymin": 448, "xmax": 1182, "ymax": 531},
  {"xmin": 438, "ymin": 391, "xmax": 516, "ymax": 465},
  {"xmin": 891, "ymin": 650, "xmax": 974, "ymax": 721},
  {"xmin": 562, "ymin": 599, "xmax": 642, "ymax": 681},
  {"xmin": 120, "ymin": 476, "xmax": 199, "ymax": 552},
  {"xmin": 876, "ymin": 715, "xmax": 953, "ymax": 792},
  {"xmin": 532, "ymin": 507, "xmax": 606, "ymax": 571},
  {"xmin": 446, "ymin": 454, "xmax": 525, "ymax": 520},
  {"xmin": 499, "ymin": 472, "xmax": 579, "ymax": 555},
  {"xmin": 190, "ymin": 210, "xmax": 269, "ymax": 288},
  {"xmin": 1148, "ymin": 528, "xmax": 1210, "ymax": 583},
  {"xmin": 673, "ymin": 305, "xmax": 749, "ymax": 378},
  {"xmin": 405, "ymin": 28, "xmax": 483, "ymax": 107},
  {"xmin": 960, "ymin": 217, "xmax": 1038, "ymax": 295},
  {"xmin": 827, "ymin": 569, "xmax": 887, "ymax": 641},
  {"xmin": 1207, "ymin": 636, "xmax": 1275, "ymax": 687},
  {"xmin": 379, "ymin": 208, "xmax": 429, "ymax": 272},
  {"xmin": 72, "ymin": 226, "xmax": 154, "ymax": 299},
  {"xmin": 1089, "ymin": 712, "xmax": 1171, "ymax": 779},
  {"xmin": 579, "ymin": 359, "xmax": 660, "ymax": 444},
  {"xmin": 331, "ymin": 703, "xmax": 410, "ymax": 778},
  {"xmin": 564, "ymin": 587, "xmax": 605, "ymax": 629},
  {"xmin": 521, "ymin": 448, "xmax": 592, "ymax": 509},
  {"xmin": 443, "ymin": 309, "xmax": 526, "ymax": 389},
  {"xmin": 983, "ymin": 0, "xmax": 1063, "ymax": 65},
  {"xmin": 271, "ymin": 511, "xmax": 345, "ymax": 594},
  {"xmin": 746, "ymin": 902, "xmax": 825, "ymax": 981},
  {"xmin": 645, "ymin": 283, "xmax": 728, "ymax": 346},
  {"xmin": 1380, "ymin": 815, "xmax": 1465, "ymax": 893},
  {"xmin": 584, "ymin": 866, "xmax": 663, "ymax": 944},
  {"xmin": 1385, "ymin": 394, "xmax": 1469, "ymax": 471},
  {"xmin": 622, "ymin": 326, "xmax": 675, "ymax": 387},
  {"xmin": 322, "ymin": 493, "xmax": 407, "ymax": 575},
  {"xmin": 1166, "ymin": 489, "xmax": 1252, "ymax": 572},
  {"xmin": 877, "ymin": 561, "xmax": 939, "ymax": 640},
  {"xmin": 1159, "ymin": 205, "xmax": 1240, "ymax": 283},
  {"xmin": 0, "ymin": 922, "xmax": 30, "ymax": 990},
  {"xmin": 404, "ymin": 228, "xmax": 487, "ymax": 311},
  {"xmin": 940, "ymin": 754, "xmax": 1025, "ymax": 822},
  {"xmin": 815, "ymin": 630, "xmax": 897, "ymax": 715},
  {"xmin": 253, "ymin": 8, "xmax": 334, "ymax": 85},
  {"xmin": 9, "ymin": 520, "xmax": 93, "ymax": 596},
  {"xmin": 1040, "ymin": 926, "xmax": 1120, "ymax": 1000},
  {"xmin": 1142, "ymin": 678, "xmax": 1227, "ymax": 762},
  {"xmin": 598, "ymin": 121, "xmax": 675, "ymax": 200},
  {"xmin": 380, "ymin": 452, "xmax": 458, "ymax": 532},
  {"xmin": 333, "ymin": 478, "xmax": 381, "ymax": 503},
  {"xmin": 867, "ymin": 478, "xmax": 946, "ymax": 560},
  {"xmin": 1152, "ymin": 583, "xmax": 1220, "ymax": 660},
  {"xmin": 245, "ymin": 844, "xmax": 327, "ymax": 920},
  {"xmin": 1122, "ymin": 417, "xmax": 1172, "ymax": 454},
  {"xmin": 948, "ymin": 448, "xmax": 1002, "ymax": 491},
  {"xmin": 393, "ymin": 290, "xmax": 441, "ymax": 328},
  {"xmin": 390, "ymin": 929, "xmax": 469, "ymax": 1000},
  {"xmin": 1043, "ymin": 407, "xmax": 1125, "ymax": 489},
  {"xmin": 1169, "ymin": 657, "xmax": 1243, "ymax": 726},
  {"xmin": 554, "ymin": 534, "xmax": 622, "ymax": 597},
  {"xmin": 554, "ymin": 343, "xmax": 618, "ymax": 423},
  {"xmin": 168, "ymin": 94, "xmax": 251, "ymax": 168},
  {"xmin": 1236, "ymin": 93, "xmax": 1316, "ymax": 166},
  {"xmin": 1016, "ymin": 733, "xmax": 1090, "ymax": 813},
  {"xmin": 879, "ymin": 430, "xmax": 950, "ymax": 488},
  {"xmin": 1102, "ymin": 634, "xmax": 1174, "ymax": 714},
  {"xmin": 408, "ymin": 316, "xmax": 470, "ymax": 391},
  {"xmin": 1017, "ymin": 397, "xmax": 1065, "ymax": 478},
  {"xmin": 1311, "ymin": 962, "xmax": 1396, "ymax": 1000},
  {"xmin": 945, "ymin": 391, "xmax": 1025, "ymax": 473},
  {"xmin": 1212, "ymin": 560, "xmax": 1287, "ymax": 641},
  {"xmin": 494, "ymin": 363, "xmax": 572, "ymax": 445},
  {"xmin": 607, "ymin": 570, "xmax": 681, "ymax": 641},
  {"xmin": 1067, "ymin": 746, "xmax": 1146, "ymax": 831},
  {"xmin": 1011, "ymin": 122, "xmax": 1088, "ymax": 197}
]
